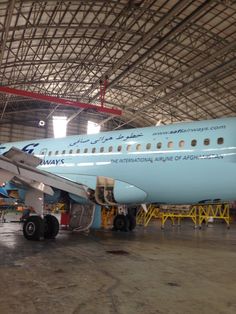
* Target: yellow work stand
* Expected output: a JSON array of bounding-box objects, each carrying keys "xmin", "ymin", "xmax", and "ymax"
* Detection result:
[
  {"xmin": 198, "ymin": 203, "xmax": 230, "ymax": 229},
  {"xmin": 136, "ymin": 205, "xmax": 160, "ymax": 227},
  {"xmin": 136, "ymin": 203, "xmax": 231, "ymax": 229},
  {"xmin": 159, "ymin": 206, "xmax": 198, "ymax": 229}
]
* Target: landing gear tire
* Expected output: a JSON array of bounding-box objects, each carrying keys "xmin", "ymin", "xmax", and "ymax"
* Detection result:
[
  {"xmin": 113, "ymin": 214, "xmax": 130, "ymax": 231},
  {"xmin": 127, "ymin": 214, "xmax": 136, "ymax": 231},
  {"xmin": 23, "ymin": 216, "xmax": 44, "ymax": 241},
  {"xmin": 44, "ymin": 215, "xmax": 59, "ymax": 239}
]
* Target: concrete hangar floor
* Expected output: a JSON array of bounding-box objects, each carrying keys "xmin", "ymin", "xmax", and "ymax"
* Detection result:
[{"xmin": 0, "ymin": 221, "xmax": 235, "ymax": 314}]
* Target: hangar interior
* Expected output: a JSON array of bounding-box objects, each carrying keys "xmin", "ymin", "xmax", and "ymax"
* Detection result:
[
  {"xmin": 0, "ymin": 1, "xmax": 236, "ymax": 314},
  {"xmin": 0, "ymin": 0, "xmax": 236, "ymax": 140}
]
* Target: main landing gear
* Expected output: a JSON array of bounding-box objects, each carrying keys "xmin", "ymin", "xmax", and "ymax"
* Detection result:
[{"xmin": 23, "ymin": 215, "xmax": 59, "ymax": 241}]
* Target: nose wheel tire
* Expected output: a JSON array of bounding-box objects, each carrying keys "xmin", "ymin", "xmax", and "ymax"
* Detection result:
[
  {"xmin": 127, "ymin": 214, "xmax": 136, "ymax": 231},
  {"xmin": 23, "ymin": 216, "xmax": 44, "ymax": 240},
  {"xmin": 113, "ymin": 214, "xmax": 130, "ymax": 231}
]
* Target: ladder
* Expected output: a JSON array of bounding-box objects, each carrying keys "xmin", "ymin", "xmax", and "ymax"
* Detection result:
[{"xmin": 136, "ymin": 205, "xmax": 160, "ymax": 226}]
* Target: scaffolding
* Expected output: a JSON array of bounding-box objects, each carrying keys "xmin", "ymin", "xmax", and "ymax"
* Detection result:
[
  {"xmin": 197, "ymin": 203, "xmax": 230, "ymax": 228},
  {"xmin": 159, "ymin": 205, "xmax": 198, "ymax": 229},
  {"xmin": 136, "ymin": 205, "xmax": 161, "ymax": 227},
  {"xmin": 136, "ymin": 203, "xmax": 231, "ymax": 229}
]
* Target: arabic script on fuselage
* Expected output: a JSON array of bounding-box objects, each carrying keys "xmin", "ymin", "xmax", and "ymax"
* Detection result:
[{"xmin": 69, "ymin": 132, "xmax": 144, "ymax": 147}]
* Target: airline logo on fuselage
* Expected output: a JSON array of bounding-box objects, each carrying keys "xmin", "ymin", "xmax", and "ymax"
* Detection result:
[
  {"xmin": 20, "ymin": 143, "xmax": 65, "ymax": 166},
  {"xmin": 40, "ymin": 159, "xmax": 65, "ymax": 166},
  {"xmin": 22, "ymin": 143, "xmax": 40, "ymax": 154}
]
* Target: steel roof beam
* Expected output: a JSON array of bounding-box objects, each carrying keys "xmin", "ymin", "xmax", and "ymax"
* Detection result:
[
  {"xmin": 64, "ymin": 0, "xmax": 157, "ymax": 96},
  {"xmin": 124, "ymin": 39, "xmax": 236, "ymax": 112},
  {"xmin": 0, "ymin": 0, "xmax": 16, "ymax": 68},
  {"xmin": 0, "ymin": 87, "xmax": 122, "ymax": 116},
  {"xmin": 85, "ymin": 0, "xmax": 215, "ymax": 101},
  {"xmin": 116, "ymin": 56, "xmax": 236, "ymax": 128}
]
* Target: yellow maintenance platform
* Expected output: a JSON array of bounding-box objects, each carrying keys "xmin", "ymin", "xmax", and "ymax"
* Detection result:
[
  {"xmin": 197, "ymin": 203, "xmax": 230, "ymax": 228},
  {"xmin": 136, "ymin": 204, "xmax": 161, "ymax": 227},
  {"xmin": 136, "ymin": 203, "xmax": 231, "ymax": 229}
]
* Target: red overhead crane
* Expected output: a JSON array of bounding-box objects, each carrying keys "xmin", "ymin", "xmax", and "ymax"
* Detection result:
[{"xmin": 0, "ymin": 86, "xmax": 122, "ymax": 116}]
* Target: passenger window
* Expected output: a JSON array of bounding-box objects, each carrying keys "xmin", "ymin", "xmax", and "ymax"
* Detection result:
[
  {"xmin": 136, "ymin": 144, "xmax": 141, "ymax": 151},
  {"xmin": 92, "ymin": 148, "xmax": 96, "ymax": 153},
  {"xmin": 204, "ymin": 138, "xmax": 210, "ymax": 146},
  {"xmin": 69, "ymin": 149, "xmax": 73, "ymax": 154},
  {"xmin": 55, "ymin": 151, "xmax": 59, "ymax": 155},
  {"xmin": 62, "ymin": 150, "xmax": 66, "ymax": 155},
  {"xmin": 146, "ymin": 143, "xmax": 151, "ymax": 150},
  {"xmin": 168, "ymin": 141, "xmax": 173, "ymax": 149},
  {"xmin": 108, "ymin": 146, "xmax": 113, "ymax": 152},
  {"xmin": 48, "ymin": 151, "xmax": 52, "ymax": 156},
  {"xmin": 157, "ymin": 142, "xmax": 162, "ymax": 149},
  {"xmin": 40, "ymin": 149, "xmax": 47, "ymax": 155},
  {"xmin": 100, "ymin": 147, "xmax": 104, "ymax": 153},
  {"xmin": 191, "ymin": 139, "xmax": 197, "ymax": 147},
  {"xmin": 76, "ymin": 149, "xmax": 80, "ymax": 154},
  {"xmin": 217, "ymin": 137, "xmax": 224, "ymax": 145},
  {"xmin": 84, "ymin": 148, "xmax": 88, "ymax": 153},
  {"xmin": 179, "ymin": 140, "xmax": 185, "ymax": 148},
  {"xmin": 117, "ymin": 145, "xmax": 122, "ymax": 152},
  {"xmin": 127, "ymin": 145, "xmax": 131, "ymax": 152}
]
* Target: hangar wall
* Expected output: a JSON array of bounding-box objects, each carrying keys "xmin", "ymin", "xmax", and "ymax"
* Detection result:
[{"xmin": 0, "ymin": 110, "xmax": 126, "ymax": 143}]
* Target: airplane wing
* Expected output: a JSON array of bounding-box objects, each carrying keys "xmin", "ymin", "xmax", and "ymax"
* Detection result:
[{"xmin": 0, "ymin": 147, "xmax": 88, "ymax": 199}]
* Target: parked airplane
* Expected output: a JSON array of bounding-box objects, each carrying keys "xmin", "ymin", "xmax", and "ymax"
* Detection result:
[{"xmin": 0, "ymin": 116, "xmax": 234, "ymax": 240}]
